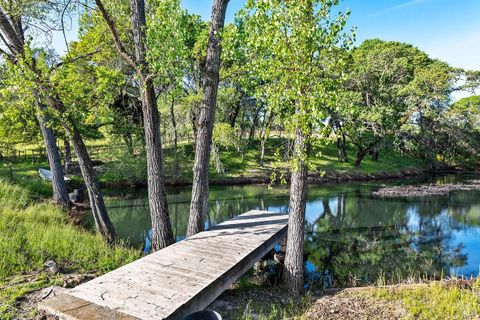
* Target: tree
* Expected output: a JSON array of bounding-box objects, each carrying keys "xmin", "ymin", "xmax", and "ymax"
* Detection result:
[
  {"xmin": 343, "ymin": 39, "xmax": 431, "ymax": 167},
  {"xmin": 187, "ymin": 0, "xmax": 230, "ymax": 237},
  {"xmin": 0, "ymin": 2, "xmax": 116, "ymax": 242},
  {"xmin": 0, "ymin": 4, "xmax": 69, "ymax": 206},
  {"xmin": 403, "ymin": 59, "xmax": 459, "ymax": 168},
  {"xmin": 240, "ymin": 0, "xmax": 352, "ymax": 295},
  {"xmin": 95, "ymin": 0, "xmax": 174, "ymax": 250}
]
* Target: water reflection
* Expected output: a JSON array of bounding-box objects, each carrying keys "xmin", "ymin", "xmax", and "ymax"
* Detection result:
[{"xmin": 100, "ymin": 174, "xmax": 480, "ymax": 287}]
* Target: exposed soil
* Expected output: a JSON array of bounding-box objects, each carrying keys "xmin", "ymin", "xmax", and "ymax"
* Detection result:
[
  {"xmin": 208, "ymin": 285, "xmax": 407, "ymax": 320},
  {"xmin": 305, "ymin": 290, "xmax": 405, "ymax": 320},
  {"xmin": 372, "ymin": 181, "xmax": 480, "ymax": 198}
]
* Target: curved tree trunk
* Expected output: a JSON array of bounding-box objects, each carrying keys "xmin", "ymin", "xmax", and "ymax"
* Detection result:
[
  {"xmin": 65, "ymin": 121, "xmax": 116, "ymax": 243},
  {"xmin": 354, "ymin": 138, "xmax": 382, "ymax": 167},
  {"xmin": 187, "ymin": 0, "xmax": 229, "ymax": 237},
  {"xmin": 35, "ymin": 99, "xmax": 69, "ymax": 206},
  {"xmin": 283, "ymin": 127, "xmax": 308, "ymax": 296}
]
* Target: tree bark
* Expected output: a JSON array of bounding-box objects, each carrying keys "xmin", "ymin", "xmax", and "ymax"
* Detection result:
[
  {"xmin": 170, "ymin": 96, "xmax": 180, "ymax": 180},
  {"xmin": 0, "ymin": 8, "xmax": 69, "ymax": 206},
  {"xmin": 354, "ymin": 138, "xmax": 381, "ymax": 167},
  {"xmin": 65, "ymin": 121, "xmax": 116, "ymax": 242},
  {"xmin": 63, "ymin": 136, "xmax": 72, "ymax": 174},
  {"xmin": 187, "ymin": 0, "xmax": 229, "ymax": 237},
  {"xmin": 259, "ymin": 110, "xmax": 273, "ymax": 167},
  {"xmin": 248, "ymin": 105, "xmax": 261, "ymax": 147},
  {"xmin": 140, "ymin": 76, "xmax": 174, "ymax": 250},
  {"xmin": 130, "ymin": 0, "xmax": 174, "ymax": 250},
  {"xmin": 283, "ymin": 127, "xmax": 308, "ymax": 296},
  {"xmin": 35, "ymin": 100, "xmax": 69, "ymax": 206},
  {"xmin": 341, "ymin": 132, "xmax": 348, "ymax": 162}
]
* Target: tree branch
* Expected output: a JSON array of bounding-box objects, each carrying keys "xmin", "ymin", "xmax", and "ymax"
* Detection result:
[
  {"xmin": 52, "ymin": 46, "xmax": 103, "ymax": 70},
  {"xmin": 61, "ymin": 0, "xmax": 73, "ymax": 54},
  {"xmin": 94, "ymin": 0, "xmax": 138, "ymax": 71},
  {"xmin": 0, "ymin": 7, "xmax": 23, "ymax": 56}
]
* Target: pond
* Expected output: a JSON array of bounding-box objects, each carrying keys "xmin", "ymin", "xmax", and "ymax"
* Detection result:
[{"xmin": 99, "ymin": 174, "xmax": 480, "ymax": 288}]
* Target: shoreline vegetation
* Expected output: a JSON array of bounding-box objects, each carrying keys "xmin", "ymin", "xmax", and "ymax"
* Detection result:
[
  {"xmin": 207, "ymin": 277, "xmax": 480, "ymax": 319},
  {"xmin": 0, "ymin": 180, "xmax": 140, "ymax": 319},
  {"xmin": 1, "ymin": 138, "xmax": 432, "ymax": 191}
]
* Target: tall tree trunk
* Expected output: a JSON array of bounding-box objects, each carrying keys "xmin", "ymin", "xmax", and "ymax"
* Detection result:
[
  {"xmin": 228, "ymin": 96, "xmax": 243, "ymax": 128},
  {"xmin": 95, "ymin": 0, "xmax": 174, "ymax": 249},
  {"xmin": 248, "ymin": 106, "xmax": 261, "ymax": 147},
  {"xmin": 341, "ymin": 132, "xmax": 348, "ymax": 162},
  {"xmin": 170, "ymin": 96, "xmax": 180, "ymax": 180},
  {"xmin": 187, "ymin": 0, "xmax": 229, "ymax": 237},
  {"xmin": 336, "ymin": 137, "xmax": 343, "ymax": 162},
  {"xmin": 64, "ymin": 121, "xmax": 116, "ymax": 243},
  {"xmin": 130, "ymin": 0, "xmax": 174, "ymax": 250},
  {"xmin": 283, "ymin": 127, "xmax": 308, "ymax": 296},
  {"xmin": 35, "ymin": 99, "xmax": 69, "ymax": 206},
  {"xmin": 63, "ymin": 136, "xmax": 72, "ymax": 174},
  {"xmin": 141, "ymin": 76, "xmax": 174, "ymax": 250},
  {"xmin": 259, "ymin": 110, "xmax": 273, "ymax": 167}
]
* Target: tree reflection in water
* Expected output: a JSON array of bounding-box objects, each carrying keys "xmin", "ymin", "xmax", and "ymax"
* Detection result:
[{"xmin": 99, "ymin": 175, "xmax": 479, "ymax": 288}]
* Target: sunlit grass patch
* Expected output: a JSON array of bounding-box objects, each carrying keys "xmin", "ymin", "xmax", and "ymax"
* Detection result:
[
  {"xmin": 0, "ymin": 179, "xmax": 141, "ymax": 318},
  {"xmin": 373, "ymin": 281, "xmax": 480, "ymax": 320}
]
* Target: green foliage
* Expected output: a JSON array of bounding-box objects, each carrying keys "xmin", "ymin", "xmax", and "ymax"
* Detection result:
[
  {"xmin": 99, "ymin": 140, "xmax": 148, "ymax": 185},
  {"xmin": 238, "ymin": 0, "xmax": 354, "ymax": 174},
  {"xmin": 213, "ymin": 123, "xmax": 239, "ymax": 149}
]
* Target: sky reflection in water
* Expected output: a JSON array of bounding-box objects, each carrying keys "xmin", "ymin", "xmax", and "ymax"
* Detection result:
[{"xmin": 100, "ymin": 174, "xmax": 480, "ymax": 287}]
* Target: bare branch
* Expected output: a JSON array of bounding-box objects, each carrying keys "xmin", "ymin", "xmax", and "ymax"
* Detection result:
[
  {"xmin": 52, "ymin": 46, "xmax": 103, "ymax": 70},
  {"xmin": 94, "ymin": 0, "xmax": 138, "ymax": 71},
  {"xmin": 61, "ymin": 0, "xmax": 73, "ymax": 54}
]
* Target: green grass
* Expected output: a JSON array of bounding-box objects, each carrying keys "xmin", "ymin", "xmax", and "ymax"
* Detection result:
[
  {"xmin": 242, "ymin": 295, "xmax": 311, "ymax": 320},
  {"xmin": 96, "ymin": 137, "xmax": 426, "ymax": 186},
  {"xmin": 0, "ymin": 161, "xmax": 54, "ymax": 198},
  {"xmin": 1, "ymin": 137, "xmax": 426, "ymax": 189},
  {"xmin": 373, "ymin": 281, "xmax": 480, "ymax": 319},
  {"xmin": 0, "ymin": 179, "xmax": 141, "ymax": 319}
]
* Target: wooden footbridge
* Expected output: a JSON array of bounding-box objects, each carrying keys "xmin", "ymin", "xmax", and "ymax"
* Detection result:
[{"xmin": 39, "ymin": 210, "xmax": 288, "ymax": 320}]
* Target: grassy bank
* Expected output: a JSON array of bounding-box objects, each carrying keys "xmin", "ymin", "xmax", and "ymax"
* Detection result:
[
  {"xmin": 0, "ymin": 180, "xmax": 140, "ymax": 319},
  {"xmin": 97, "ymin": 137, "xmax": 426, "ymax": 186},
  {"xmin": 0, "ymin": 138, "xmax": 426, "ymax": 190},
  {"xmin": 215, "ymin": 279, "xmax": 480, "ymax": 319}
]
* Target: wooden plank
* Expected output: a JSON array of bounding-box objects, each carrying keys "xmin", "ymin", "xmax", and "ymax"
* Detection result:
[
  {"xmin": 39, "ymin": 210, "xmax": 288, "ymax": 320},
  {"xmin": 38, "ymin": 293, "xmax": 138, "ymax": 320}
]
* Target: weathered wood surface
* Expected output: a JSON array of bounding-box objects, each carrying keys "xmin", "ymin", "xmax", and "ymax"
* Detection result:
[{"xmin": 39, "ymin": 210, "xmax": 288, "ymax": 320}]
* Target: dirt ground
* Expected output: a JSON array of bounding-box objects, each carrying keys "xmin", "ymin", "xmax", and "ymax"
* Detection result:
[
  {"xmin": 304, "ymin": 289, "xmax": 405, "ymax": 320},
  {"xmin": 208, "ymin": 285, "xmax": 407, "ymax": 320}
]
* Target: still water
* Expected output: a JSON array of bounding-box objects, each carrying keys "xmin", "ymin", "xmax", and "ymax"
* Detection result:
[{"xmin": 100, "ymin": 174, "xmax": 480, "ymax": 287}]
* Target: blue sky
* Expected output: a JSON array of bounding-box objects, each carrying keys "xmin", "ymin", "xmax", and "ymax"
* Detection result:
[
  {"xmin": 181, "ymin": 0, "xmax": 480, "ymax": 71},
  {"xmin": 54, "ymin": 1, "xmax": 480, "ymax": 72}
]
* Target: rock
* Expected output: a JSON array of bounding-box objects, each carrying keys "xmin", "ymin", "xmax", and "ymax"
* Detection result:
[{"xmin": 44, "ymin": 260, "xmax": 59, "ymax": 274}]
